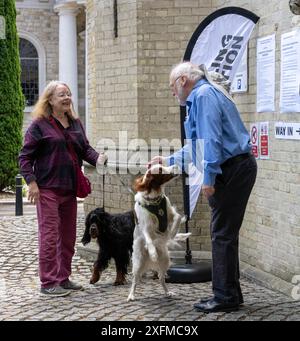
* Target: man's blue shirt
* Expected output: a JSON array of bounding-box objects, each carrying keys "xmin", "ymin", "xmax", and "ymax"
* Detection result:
[{"xmin": 167, "ymin": 79, "xmax": 251, "ymax": 186}]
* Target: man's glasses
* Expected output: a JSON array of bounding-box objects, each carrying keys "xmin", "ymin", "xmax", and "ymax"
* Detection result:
[{"xmin": 169, "ymin": 75, "xmax": 182, "ymax": 88}]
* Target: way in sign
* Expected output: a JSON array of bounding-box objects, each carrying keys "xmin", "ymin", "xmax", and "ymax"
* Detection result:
[
  {"xmin": 275, "ymin": 126, "xmax": 293, "ymax": 136},
  {"xmin": 275, "ymin": 122, "xmax": 300, "ymax": 140}
]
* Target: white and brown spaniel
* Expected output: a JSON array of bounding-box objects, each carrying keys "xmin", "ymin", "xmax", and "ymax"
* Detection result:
[{"xmin": 127, "ymin": 164, "xmax": 190, "ymax": 301}]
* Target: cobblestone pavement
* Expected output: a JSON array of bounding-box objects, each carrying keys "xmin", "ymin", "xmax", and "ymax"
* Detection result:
[{"xmin": 0, "ymin": 214, "xmax": 300, "ymax": 322}]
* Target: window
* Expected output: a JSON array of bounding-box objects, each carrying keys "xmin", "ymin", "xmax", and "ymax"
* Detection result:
[{"xmin": 19, "ymin": 38, "xmax": 39, "ymax": 106}]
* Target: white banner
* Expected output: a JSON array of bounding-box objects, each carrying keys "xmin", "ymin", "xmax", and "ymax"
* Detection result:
[{"xmin": 188, "ymin": 11, "xmax": 258, "ymax": 81}]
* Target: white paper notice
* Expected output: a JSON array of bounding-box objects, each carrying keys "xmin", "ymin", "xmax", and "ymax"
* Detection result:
[
  {"xmin": 257, "ymin": 35, "xmax": 276, "ymax": 112},
  {"xmin": 280, "ymin": 30, "xmax": 300, "ymax": 113}
]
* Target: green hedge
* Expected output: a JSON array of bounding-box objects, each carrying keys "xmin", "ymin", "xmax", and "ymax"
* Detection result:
[{"xmin": 0, "ymin": 0, "xmax": 24, "ymax": 190}]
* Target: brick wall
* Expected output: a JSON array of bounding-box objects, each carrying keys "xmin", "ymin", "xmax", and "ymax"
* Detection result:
[
  {"xmin": 85, "ymin": 0, "xmax": 139, "ymax": 213},
  {"xmin": 215, "ymin": 0, "xmax": 300, "ymax": 282},
  {"xmin": 86, "ymin": 0, "xmax": 139, "ymax": 145}
]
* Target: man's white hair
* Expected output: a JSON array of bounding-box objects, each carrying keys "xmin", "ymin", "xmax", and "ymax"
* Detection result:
[
  {"xmin": 170, "ymin": 62, "xmax": 234, "ymax": 102},
  {"xmin": 170, "ymin": 62, "xmax": 203, "ymax": 82}
]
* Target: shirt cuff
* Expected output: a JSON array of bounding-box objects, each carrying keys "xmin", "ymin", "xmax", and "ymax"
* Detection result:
[
  {"xmin": 203, "ymin": 172, "xmax": 216, "ymax": 186},
  {"xmin": 25, "ymin": 174, "xmax": 37, "ymax": 185},
  {"xmin": 165, "ymin": 156, "xmax": 174, "ymax": 166}
]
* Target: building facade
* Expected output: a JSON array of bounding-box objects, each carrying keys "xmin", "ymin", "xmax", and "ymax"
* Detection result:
[{"xmin": 16, "ymin": 0, "xmax": 300, "ymax": 296}]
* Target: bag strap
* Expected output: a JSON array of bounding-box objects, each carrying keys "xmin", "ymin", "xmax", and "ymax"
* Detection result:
[{"xmin": 49, "ymin": 115, "xmax": 78, "ymax": 165}]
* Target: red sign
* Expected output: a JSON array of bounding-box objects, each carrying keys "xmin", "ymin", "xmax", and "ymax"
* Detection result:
[
  {"xmin": 260, "ymin": 135, "xmax": 268, "ymax": 156},
  {"xmin": 250, "ymin": 123, "xmax": 259, "ymax": 159},
  {"xmin": 259, "ymin": 122, "xmax": 269, "ymax": 159}
]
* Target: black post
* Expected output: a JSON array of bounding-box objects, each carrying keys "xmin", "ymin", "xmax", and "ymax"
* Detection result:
[
  {"xmin": 113, "ymin": 0, "xmax": 118, "ymax": 38},
  {"xmin": 166, "ymin": 106, "xmax": 212, "ymax": 283},
  {"xmin": 179, "ymin": 105, "xmax": 192, "ymax": 264},
  {"xmin": 15, "ymin": 174, "xmax": 23, "ymax": 216}
]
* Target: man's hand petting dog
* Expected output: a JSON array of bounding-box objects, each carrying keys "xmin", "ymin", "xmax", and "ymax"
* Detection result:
[{"xmin": 147, "ymin": 155, "xmax": 167, "ymax": 169}]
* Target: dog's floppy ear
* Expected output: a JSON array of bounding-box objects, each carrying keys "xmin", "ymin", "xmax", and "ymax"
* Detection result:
[
  {"xmin": 133, "ymin": 173, "xmax": 152, "ymax": 193},
  {"xmin": 81, "ymin": 211, "xmax": 92, "ymax": 245},
  {"xmin": 92, "ymin": 209, "xmax": 108, "ymax": 234}
]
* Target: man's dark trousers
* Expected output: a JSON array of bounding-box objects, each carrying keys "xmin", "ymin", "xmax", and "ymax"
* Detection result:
[{"xmin": 208, "ymin": 154, "xmax": 257, "ymax": 303}]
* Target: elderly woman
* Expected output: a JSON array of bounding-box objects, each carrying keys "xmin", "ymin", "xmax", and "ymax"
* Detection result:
[{"xmin": 19, "ymin": 81, "xmax": 107, "ymax": 297}]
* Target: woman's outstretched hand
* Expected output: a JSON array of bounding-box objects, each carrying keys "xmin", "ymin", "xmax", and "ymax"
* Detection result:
[{"xmin": 97, "ymin": 152, "xmax": 108, "ymax": 166}]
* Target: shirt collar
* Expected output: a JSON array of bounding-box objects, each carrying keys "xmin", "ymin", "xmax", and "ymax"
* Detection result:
[{"xmin": 186, "ymin": 78, "xmax": 207, "ymax": 109}]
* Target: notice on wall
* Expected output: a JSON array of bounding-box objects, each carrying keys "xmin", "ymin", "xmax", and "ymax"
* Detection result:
[
  {"xmin": 256, "ymin": 34, "xmax": 276, "ymax": 113},
  {"xmin": 260, "ymin": 122, "xmax": 270, "ymax": 159},
  {"xmin": 231, "ymin": 48, "xmax": 248, "ymax": 93},
  {"xmin": 275, "ymin": 122, "xmax": 300, "ymax": 140},
  {"xmin": 250, "ymin": 123, "xmax": 259, "ymax": 159},
  {"xmin": 280, "ymin": 30, "xmax": 300, "ymax": 113}
]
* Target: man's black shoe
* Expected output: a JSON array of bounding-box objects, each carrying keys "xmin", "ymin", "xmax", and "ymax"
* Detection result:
[
  {"xmin": 194, "ymin": 298, "xmax": 239, "ymax": 313},
  {"xmin": 199, "ymin": 296, "xmax": 244, "ymax": 305}
]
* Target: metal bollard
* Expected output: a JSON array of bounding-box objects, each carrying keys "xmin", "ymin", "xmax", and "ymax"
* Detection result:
[{"xmin": 15, "ymin": 174, "xmax": 23, "ymax": 216}]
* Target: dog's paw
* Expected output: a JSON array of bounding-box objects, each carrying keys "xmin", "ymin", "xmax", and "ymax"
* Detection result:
[
  {"xmin": 165, "ymin": 291, "xmax": 175, "ymax": 298},
  {"xmin": 127, "ymin": 294, "xmax": 135, "ymax": 301},
  {"xmin": 90, "ymin": 273, "xmax": 100, "ymax": 284},
  {"xmin": 180, "ymin": 215, "xmax": 187, "ymax": 224},
  {"xmin": 114, "ymin": 280, "xmax": 126, "ymax": 286}
]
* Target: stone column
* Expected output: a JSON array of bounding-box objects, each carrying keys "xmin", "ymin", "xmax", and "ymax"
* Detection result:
[{"xmin": 54, "ymin": 1, "xmax": 80, "ymax": 113}]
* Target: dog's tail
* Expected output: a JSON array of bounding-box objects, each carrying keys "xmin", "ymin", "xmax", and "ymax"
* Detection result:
[{"xmin": 167, "ymin": 232, "xmax": 191, "ymax": 250}]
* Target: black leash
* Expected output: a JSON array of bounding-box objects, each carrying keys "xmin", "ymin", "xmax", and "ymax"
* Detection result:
[
  {"xmin": 100, "ymin": 164, "xmax": 135, "ymax": 211},
  {"xmin": 102, "ymin": 173, "xmax": 105, "ymax": 210}
]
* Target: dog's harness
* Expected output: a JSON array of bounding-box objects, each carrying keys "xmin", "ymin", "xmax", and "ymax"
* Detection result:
[{"xmin": 138, "ymin": 195, "xmax": 168, "ymax": 233}]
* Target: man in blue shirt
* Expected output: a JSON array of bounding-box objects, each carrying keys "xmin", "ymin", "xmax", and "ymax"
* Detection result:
[{"xmin": 150, "ymin": 62, "xmax": 257, "ymax": 313}]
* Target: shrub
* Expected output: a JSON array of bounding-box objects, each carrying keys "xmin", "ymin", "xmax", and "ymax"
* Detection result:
[{"xmin": 0, "ymin": 0, "xmax": 24, "ymax": 190}]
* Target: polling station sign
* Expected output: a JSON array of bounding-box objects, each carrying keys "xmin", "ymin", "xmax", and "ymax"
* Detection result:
[{"xmin": 275, "ymin": 122, "xmax": 300, "ymax": 140}]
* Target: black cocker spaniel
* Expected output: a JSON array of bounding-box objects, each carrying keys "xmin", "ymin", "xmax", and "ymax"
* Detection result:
[{"xmin": 81, "ymin": 207, "xmax": 135, "ymax": 285}]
